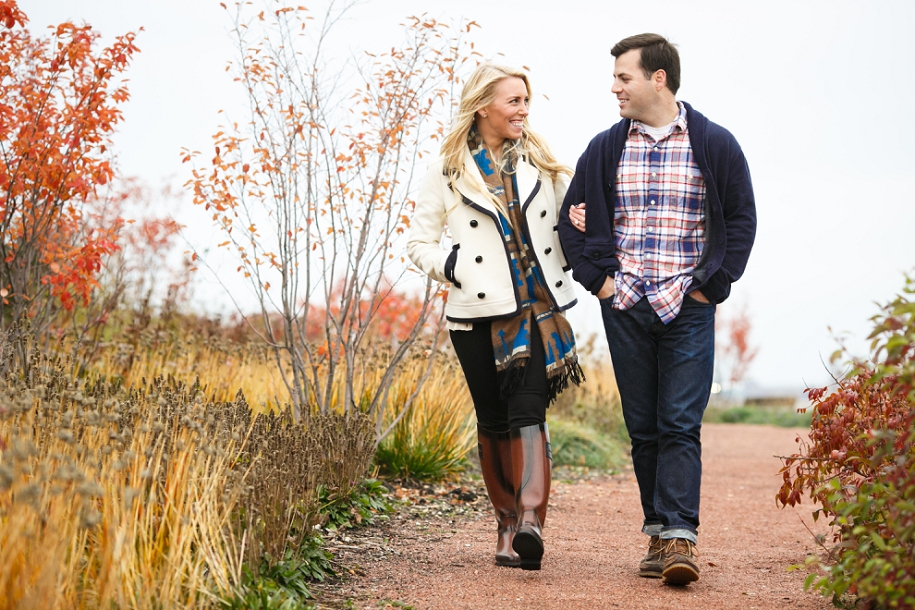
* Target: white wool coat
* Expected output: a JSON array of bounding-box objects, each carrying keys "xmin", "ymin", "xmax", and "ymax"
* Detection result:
[{"xmin": 407, "ymin": 149, "xmax": 578, "ymax": 322}]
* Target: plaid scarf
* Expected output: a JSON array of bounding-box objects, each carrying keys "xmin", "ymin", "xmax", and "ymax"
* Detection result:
[{"xmin": 467, "ymin": 126, "xmax": 583, "ymax": 402}]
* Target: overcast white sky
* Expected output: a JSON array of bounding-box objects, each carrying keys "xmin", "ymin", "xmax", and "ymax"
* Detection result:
[{"xmin": 21, "ymin": 0, "xmax": 915, "ymax": 394}]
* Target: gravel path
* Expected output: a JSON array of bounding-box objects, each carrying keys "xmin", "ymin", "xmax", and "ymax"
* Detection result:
[{"xmin": 318, "ymin": 423, "xmax": 833, "ymax": 609}]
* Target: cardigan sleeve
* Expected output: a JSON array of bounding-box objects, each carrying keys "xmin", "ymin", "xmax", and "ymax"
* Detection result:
[
  {"xmin": 558, "ymin": 134, "xmax": 618, "ymax": 295},
  {"xmin": 701, "ymin": 136, "xmax": 757, "ymax": 303}
]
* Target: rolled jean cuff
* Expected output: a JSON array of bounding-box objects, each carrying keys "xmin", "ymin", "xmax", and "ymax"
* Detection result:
[
  {"xmin": 642, "ymin": 523, "xmax": 663, "ymax": 537},
  {"xmin": 660, "ymin": 528, "xmax": 697, "ymax": 544}
]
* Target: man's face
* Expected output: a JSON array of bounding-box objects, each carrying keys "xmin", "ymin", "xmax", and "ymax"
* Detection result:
[{"xmin": 611, "ymin": 49, "xmax": 658, "ymax": 122}]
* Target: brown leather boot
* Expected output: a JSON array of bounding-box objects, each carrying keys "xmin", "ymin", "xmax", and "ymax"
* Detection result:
[
  {"xmin": 661, "ymin": 538, "xmax": 700, "ymax": 585},
  {"xmin": 510, "ymin": 423, "xmax": 551, "ymax": 570},
  {"xmin": 477, "ymin": 425, "xmax": 520, "ymax": 567},
  {"xmin": 638, "ymin": 535, "xmax": 665, "ymax": 578}
]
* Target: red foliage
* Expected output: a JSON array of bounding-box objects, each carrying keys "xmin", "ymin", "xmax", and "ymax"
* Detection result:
[
  {"xmin": 776, "ymin": 278, "xmax": 915, "ymax": 607},
  {"xmin": 716, "ymin": 307, "xmax": 759, "ymax": 386},
  {"xmin": 303, "ymin": 278, "xmax": 434, "ymax": 347},
  {"xmin": 776, "ymin": 372, "xmax": 912, "ymax": 516},
  {"xmin": 0, "ymin": 1, "xmax": 139, "ymax": 321}
]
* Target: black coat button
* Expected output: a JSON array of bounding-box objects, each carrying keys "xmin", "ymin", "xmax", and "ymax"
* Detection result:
[
  {"xmin": 540, "ymin": 210, "xmax": 547, "ymax": 217},
  {"xmin": 544, "ymin": 247, "xmax": 552, "ymax": 255},
  {"xmin": 470, "ymin": 220, "xmax": 478, "ymax": 227},
  {"xmin": 555, "ymin": 280, "xmax": 563, "ymax": 288},
  {"xmin": 477, "ymin": 292, "xmax": 485, "ymax": 299},
  {"xmin": 475, "ymin": 256, "xmax": 482, "ymax": 263},
  {"xmin": 592, "ymin": 252, "xmax": 600, "ymax": 260}
]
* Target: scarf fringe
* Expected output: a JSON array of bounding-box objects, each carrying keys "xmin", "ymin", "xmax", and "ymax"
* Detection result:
[
  {"xmin": 497, "ymin": 356, "xmax": 529, "ymax": 401},
  {"xmin": 498, "ymin": 356, "xmax": 585, "ymax": 403},
  {"xmin": 546, "ymin": 358, "xmax": 586, "ymax": 404}
]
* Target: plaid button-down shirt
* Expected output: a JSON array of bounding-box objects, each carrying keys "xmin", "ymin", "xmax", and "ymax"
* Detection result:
[{"xmin": 613, "ymin": 102, "xmax": 706, "ymax": 323}]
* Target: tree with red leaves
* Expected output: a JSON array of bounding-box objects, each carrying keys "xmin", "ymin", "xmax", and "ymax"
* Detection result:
[{"xmin": 0, "ymin": 1, "xmax": 139, "ymax": 336}]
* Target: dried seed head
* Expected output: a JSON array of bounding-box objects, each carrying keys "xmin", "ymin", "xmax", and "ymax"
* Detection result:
[
  {"xmin": 79, "ymin": 507, "xmax": 102, "ymax": 528},
  {"xmin": 0, "ymin": 465, "xmax": 14, "ymax": 490},
  {"xmin": 123, "ymin": 486, "xmax": 139, "ymax": 505},
  {"xmin": 16, "ymin": 483, "xmax": 41, "ymax": 507},
  {"xmin": 76, "ymin": 480, "xmax": 104, "ymax": 498}
]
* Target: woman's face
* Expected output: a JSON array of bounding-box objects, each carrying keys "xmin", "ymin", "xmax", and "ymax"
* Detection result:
[{"xmin": 476, "ymin": 77, "xmax": 529, "ymax": 147}]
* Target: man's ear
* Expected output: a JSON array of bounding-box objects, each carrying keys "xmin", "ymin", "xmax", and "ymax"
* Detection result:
[{"xmin": 654, "ymin": 69, "xmax": 667, "ymax": 92}]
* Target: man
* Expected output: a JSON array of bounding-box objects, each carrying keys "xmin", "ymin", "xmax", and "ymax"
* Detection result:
[{"xmin": 558, "ymin": 33, "xmax": 756, "ymax": 585}]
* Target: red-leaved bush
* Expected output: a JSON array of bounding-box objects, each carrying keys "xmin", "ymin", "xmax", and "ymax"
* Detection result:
[{"xmin": 777, "ymin": 275, "xmax": 915, "ymax": 609}]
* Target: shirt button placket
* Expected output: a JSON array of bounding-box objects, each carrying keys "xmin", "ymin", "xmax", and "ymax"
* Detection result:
[{"xmin": 645, "ymin": 144, "xmax": 661, "ymax": 292}]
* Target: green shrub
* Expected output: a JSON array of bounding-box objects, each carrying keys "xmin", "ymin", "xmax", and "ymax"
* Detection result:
[
  {"xmin": 319, "ymin": 478, "xmax": 393, "ymax": 530},
  {"xmin": 804, "ymin": 448, "xmax": 915, "ymax": 609},
  {"xmin": 224, "ymin": 535, "xmax": 336, "ymax": 609},
  {"xmin": 548, "ymin": 417, "xmax": 626, "ymax": 470},
  {"xmin": 374, "ymin": 361, "xmax": 475, "ymax": 481},
  {"xmin": 703, "ymin": 405, "xmax": 811, "ymax": 428},
  {"xmin": 778, "ymin": 275, "xmax": 915, "ymax": 609},
  {"xmin": 220, "ymin": 478, "xmax": 395, "ymax": 609}
]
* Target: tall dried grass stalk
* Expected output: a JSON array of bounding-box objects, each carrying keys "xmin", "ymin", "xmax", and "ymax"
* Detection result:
[{"xmin": 0, "ymin": 365, "xmax": 251, "ymax": 609}]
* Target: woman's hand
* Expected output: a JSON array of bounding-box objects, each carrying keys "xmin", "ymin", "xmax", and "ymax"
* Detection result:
[{"xmin": 569, "ymin": 202, "xmax": 586, "ymax": 233}]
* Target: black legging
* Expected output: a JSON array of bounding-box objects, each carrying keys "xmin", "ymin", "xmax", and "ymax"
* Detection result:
[{"xmin": 450, "ymin": 321, "xmax": 549, "ymax": 432}]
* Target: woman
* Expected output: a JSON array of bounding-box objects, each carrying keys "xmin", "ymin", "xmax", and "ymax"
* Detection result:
[{"xmin": 407, "ymin": 64, "xmax": 583, "ymax": 571}]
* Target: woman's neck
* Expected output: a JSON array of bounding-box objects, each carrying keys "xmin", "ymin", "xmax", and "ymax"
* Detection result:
[
  {"xmin": 476, "ymin": 121, "xmax": 505, "ymax": 163},
  {"xmin": 483, "ymin": 136, "xmax": 504, "ymax": 163}
]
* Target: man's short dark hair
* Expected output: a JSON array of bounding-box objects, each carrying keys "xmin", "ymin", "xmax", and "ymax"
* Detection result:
[{"xmin": 611, "ymin": 33, "xmax": 680, "ymax": 95}]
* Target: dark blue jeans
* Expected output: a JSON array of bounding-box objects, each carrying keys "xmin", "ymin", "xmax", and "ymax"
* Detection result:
[{"xmin": 600, "ymin": 295, "xmax": 715, "ymax": 543}]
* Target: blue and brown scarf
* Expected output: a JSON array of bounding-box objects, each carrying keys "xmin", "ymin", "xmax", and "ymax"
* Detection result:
[{"xmin": 467, "ymin": 126, "xmax": 583, "ymax": 402}]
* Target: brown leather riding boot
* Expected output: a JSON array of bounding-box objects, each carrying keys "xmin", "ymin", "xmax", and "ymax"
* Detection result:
[
  {"xmin": 477, "ymin": 425, "xmax": 520, "ymax": 567},
  {"xmin": 510, "ymin": 422, "xmax": 551, "ymax": 570}
]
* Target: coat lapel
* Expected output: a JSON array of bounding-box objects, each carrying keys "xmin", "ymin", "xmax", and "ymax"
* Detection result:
[
  {"xmin": 514, "ymin": 156, "xmax": 539, "ymax": 207},
  {"xmin": 453, "ymin": 148, "xmax": 497, "ymax": 213}
]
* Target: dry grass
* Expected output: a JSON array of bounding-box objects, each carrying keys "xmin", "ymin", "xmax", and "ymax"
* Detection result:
[
  {"xmin": 551, "ymin": 352, "xmax": 625, "ymax": 438},
  {"xmin": 0, "ymin": 358, "xmax": 249, "ymax": 609},
  {"xmin": 86, "ymin": 332, "xmax": 287, "ymax": 410},
  {"xmin": 0, "ymin": 324, "xmax": 376, "ymax": 609}
]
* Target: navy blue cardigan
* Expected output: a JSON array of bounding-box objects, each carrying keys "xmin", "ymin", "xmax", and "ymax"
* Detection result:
[{"xmin": 558, "ymin": 102, "xmax": 757, "ymax": 305}]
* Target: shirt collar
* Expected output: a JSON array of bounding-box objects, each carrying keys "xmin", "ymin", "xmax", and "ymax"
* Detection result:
[{"xmin": 628, "ymin": 101, "xmax": 688, "ymax": 137}]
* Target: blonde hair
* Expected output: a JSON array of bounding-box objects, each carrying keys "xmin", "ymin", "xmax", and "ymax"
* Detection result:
[{"xmin": 440, "ymin": 64, "xmax": 572, "ymax": 198}]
